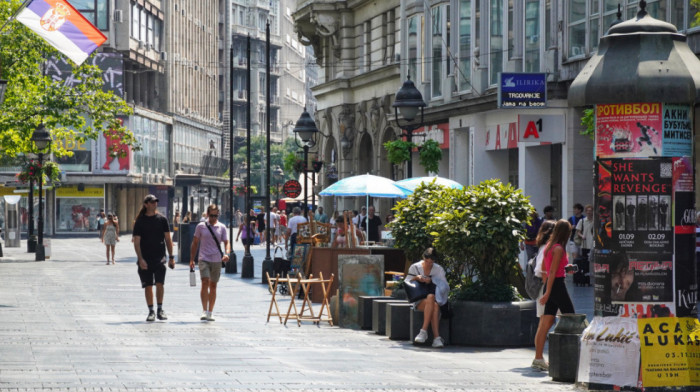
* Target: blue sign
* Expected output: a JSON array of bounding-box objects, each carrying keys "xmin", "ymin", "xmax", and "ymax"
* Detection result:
[{"xmin": 498, "ymin": 73, "xmax": 547, "ymax": 108}]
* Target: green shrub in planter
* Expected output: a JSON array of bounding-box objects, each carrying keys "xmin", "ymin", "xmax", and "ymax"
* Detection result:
[
  {"xmin": 387, "ymin": 182, "xmax": 452, "ymax": 263},
  {"xmin": 429, "ymin": 179, "xmax": 533, "ymax": 301}
]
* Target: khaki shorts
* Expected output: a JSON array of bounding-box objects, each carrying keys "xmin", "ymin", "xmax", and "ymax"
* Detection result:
[{"xmin": 199, "ymin": 260, "xmax": 222, "ymax": 283}]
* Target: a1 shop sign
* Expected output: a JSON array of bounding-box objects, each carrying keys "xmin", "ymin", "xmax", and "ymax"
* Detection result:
[{"xmin": 518, "ymin": 114, "xmax": 565, "ymax": 144}]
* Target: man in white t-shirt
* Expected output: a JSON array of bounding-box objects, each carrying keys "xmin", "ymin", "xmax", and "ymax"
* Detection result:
[
  {"xmin": 266, "ymin": 207, "xmax": 280, "ymax": 244},
  {"xmin": 286, "ymin": 207, "xmax": 307, "ymax": 255}
]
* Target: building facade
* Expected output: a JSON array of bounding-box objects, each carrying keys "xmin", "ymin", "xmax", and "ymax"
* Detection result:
[{"xmin": 294, "ymin": 0, "xmax": 700, "ymax": 220}]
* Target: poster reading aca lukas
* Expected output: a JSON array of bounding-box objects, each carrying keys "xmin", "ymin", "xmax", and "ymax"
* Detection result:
[{"xmin": 639, "ymin": 317, "xmax": 700, "ymax": 388}]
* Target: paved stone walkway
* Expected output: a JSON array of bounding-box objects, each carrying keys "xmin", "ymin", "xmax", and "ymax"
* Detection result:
[{"xmin": 0, "ymin": 235, "xmax": 589, "ymax": 391}]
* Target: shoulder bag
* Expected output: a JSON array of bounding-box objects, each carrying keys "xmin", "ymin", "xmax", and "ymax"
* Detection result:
[
  {"xmin": 205, "ymin": 223, "xmax": 225, "ymax": 266},
  {"xmin": 403, "ymin": 274, "xmax": 436, "ymax": 303}
]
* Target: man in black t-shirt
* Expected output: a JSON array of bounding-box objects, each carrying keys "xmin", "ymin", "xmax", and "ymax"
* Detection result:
[
  {"xmin": 360, "ymin": 206, "xmax": 382, "ymax": 243},
  {"xmin": 133, "ymin": 194, "xmax": 174, "ymax": 322}
]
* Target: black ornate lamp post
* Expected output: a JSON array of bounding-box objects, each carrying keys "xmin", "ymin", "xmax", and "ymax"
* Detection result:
[
  {"xmin": 31, "ymin": 124, "xmax": 51, "ymax": 261},
  {"xmin": 392, "ymin": 76, "xmax": 426, "ymax": 178},
  {"xmin": 292, "ymin": 108, "xmax": 318, "ymax": 218}
]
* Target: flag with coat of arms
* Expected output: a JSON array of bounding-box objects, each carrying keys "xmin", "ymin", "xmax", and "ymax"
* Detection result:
[{"xmin": 16, "ymin": 0, "xmax": 106, "ymax": 66}]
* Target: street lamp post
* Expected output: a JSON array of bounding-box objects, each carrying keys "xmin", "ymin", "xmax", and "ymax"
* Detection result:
[
  {"xmin": 292, "ymin": 108, "xmax": 318, "ymax": 219},
  {"xmin": 392, "ymin": 76, "xmax": 426, "ymax": 178},
  {"xmin": 32, "ymin": 124, "xmax": 51, "ymax": 262}
]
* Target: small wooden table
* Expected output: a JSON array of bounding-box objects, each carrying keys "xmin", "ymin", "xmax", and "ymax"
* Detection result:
[
  {"xmin": 266, "ymin": 272, "xmax": 295, "ymax": 324},
  {"xmin": 284, "ymin": 272, "xmax": 334, "ymax": 327}
]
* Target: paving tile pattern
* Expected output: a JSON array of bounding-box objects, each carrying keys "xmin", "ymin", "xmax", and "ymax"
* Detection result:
[{"xmin": 0, "ymin": 235, "xmax": 589, "ymax": 391}]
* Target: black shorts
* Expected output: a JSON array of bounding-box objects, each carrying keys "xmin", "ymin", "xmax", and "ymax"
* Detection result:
[
  {"xmin": 543, "ymin": 277, "xmax": 575, "ymax": 316},
  {"xmin": 138, "ymin": 262, "xmax": 167, "ymax": 288}
]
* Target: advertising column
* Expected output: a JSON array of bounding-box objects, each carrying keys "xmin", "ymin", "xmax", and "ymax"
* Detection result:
[{"xmin": 592, "ymin": 103, "xmax": 695, "ymax": 318}]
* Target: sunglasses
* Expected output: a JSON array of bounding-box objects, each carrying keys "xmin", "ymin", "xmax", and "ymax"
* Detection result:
[
  {"xmin": 209, "ymin": 214, "xmax": 219, "ymax": 218},
  {"xmin": 146, "ymin": 200, "xmax": 158, "ymax": 204}
]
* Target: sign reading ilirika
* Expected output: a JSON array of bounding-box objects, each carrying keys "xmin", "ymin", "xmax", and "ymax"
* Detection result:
[{"xmin": 498, "ymin": 73, "xmax": 547, "ymax": 108}]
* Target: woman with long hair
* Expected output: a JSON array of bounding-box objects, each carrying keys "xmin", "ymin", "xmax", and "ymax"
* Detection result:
[
  {"xmin": 530, "ymin": 219, "xmax": 555, "ymax": 369},
  {"xmin": 532, "ymin": 219, "xmax": 575, "ymax": 371},
  {"xmin": 100, "ymin": 213, "xmax": 119, "ymax": 265}
]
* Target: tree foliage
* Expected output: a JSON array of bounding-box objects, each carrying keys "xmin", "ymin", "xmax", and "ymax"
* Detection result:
[
  {"xmin": 580, "ymin": 107, "xmax": 595, "ymax": 140},
  {"xmin": 233, "ymin": 135, "xmax": 297, "ymax": 192},
  {"xmin": 0, "ymin": 0, "xmax": 135, "ymax": 160},
  {"xmin": 418, "ymin": 139, "xmax": 442, "ymax": 174},
  {"xmin": 428, "ymin": 180, "xmax": 533, "ymax": 301}
]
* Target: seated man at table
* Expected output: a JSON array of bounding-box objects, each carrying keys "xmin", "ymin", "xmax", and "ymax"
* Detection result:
[{"xmin": 360, "ymin": 206, "xmax": 382, "ymax": 243}]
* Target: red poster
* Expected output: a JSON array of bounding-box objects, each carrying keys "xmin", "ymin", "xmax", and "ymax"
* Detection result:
[{"xmin": 596, "ymin": 103, "xmax": 662, "ymax": 158}]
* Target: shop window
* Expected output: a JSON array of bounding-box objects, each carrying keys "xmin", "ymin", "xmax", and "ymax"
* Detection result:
[
  {"xmin": 489, "ymin": 0, "xmax": 503, "ymax": 86},
  {"xmin": 457, "ymin": 0, "xmax": 471, "ymax": 93}
]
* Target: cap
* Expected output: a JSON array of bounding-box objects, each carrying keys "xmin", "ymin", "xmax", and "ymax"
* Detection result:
[{"xmin": 143, "ymin": 194, "xmax": 159, "ymax": 203}]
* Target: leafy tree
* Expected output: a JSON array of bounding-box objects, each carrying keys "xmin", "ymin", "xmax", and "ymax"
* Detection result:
[
  {"xmin": 0, "ymin": 1, "xmax": 135, "ymax": 163},
  {"xmin": 693, "ymin": 0, "xmax": 700, "ymax": 28},
  {"xmin": 428, "ymin": 180, "xmax": 533, "ymax": 301},
  {"xmin": 233, "ymin": 135, "xmax": 297, "ymax": 193},
  {"xmin": 387, "ymin": 181, "xmax": 453, "ymax": 264}
]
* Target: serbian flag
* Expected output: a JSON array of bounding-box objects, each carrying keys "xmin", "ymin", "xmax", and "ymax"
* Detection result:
[{"xmin": 16, "ymin": 0, "xmax": 106, "ymax": 66}]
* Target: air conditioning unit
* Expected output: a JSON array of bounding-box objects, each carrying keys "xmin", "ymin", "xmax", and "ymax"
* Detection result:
[{"xmin": 113, "ymin": 9, "xmax": 123, "ymax": 23}]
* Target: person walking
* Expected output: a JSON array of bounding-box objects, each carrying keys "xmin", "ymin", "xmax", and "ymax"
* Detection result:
[
  {"xmin": 96, "ymin": 209, "xmax": 106, "ymax": 236},
  {"xmin": 286, "ymin": 207, "xmax": 307, "ymax": 257},
  {"xmin": 133, "ymin": 194, "xmax": 175, "ymax": 322},
  {"xmin": 189, "ymin": 204, "xmax": 229, "ymax": 322},
  {"xmin": 100, "ymin": 213, "xmax": 119, "ymax": 265},
  {"xmin": 257, "ymin": 207, "xmax": 267, "ymax": 245},
  {"xmin": 530, "ymin": 219, "xmax": 556, "ymax": 370},
  {"xmin": 576, "ymin": 205, "xmax": 595, "ymax": 260},
  {"xmin": 236, "ymin": 214, "xmax": 256, "ymax": 253},
  {"xmin": 315, "ymin": 206, "xmax": 328, "ymax": 223},
  {"xmin": 532, "ymin": 219, "xmax": 576, "ymax": 371}
]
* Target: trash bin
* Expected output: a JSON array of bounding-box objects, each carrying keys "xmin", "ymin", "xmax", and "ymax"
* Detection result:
[
  {"xmin": 549, "ymin": 313, "xmax": 589, "ymax": 382},
  {"xmin": 43, "ymin": 238, "xmax": 51, "ymax": 259},
  {"xmin": 177, "ymin": 222, "xmax": 200, "ymax": 264}
]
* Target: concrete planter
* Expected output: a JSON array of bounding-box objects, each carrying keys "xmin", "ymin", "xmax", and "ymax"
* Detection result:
[{"xmin": 450, "ymin": 300, "xmax": 538, "ymax": 346}]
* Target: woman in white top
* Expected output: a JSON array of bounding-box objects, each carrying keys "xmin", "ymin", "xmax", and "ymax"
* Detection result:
[{"xmin": 406, "ymin": 247, "xmax": 449, "ymax": 348}]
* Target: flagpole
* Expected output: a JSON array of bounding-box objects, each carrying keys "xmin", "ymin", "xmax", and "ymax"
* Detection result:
[{"xmin": 0, "ymin": 0, "xmax": 32, "ymax": 35}]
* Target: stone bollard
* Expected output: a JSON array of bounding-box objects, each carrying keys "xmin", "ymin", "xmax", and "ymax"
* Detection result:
[{"xmin": 548, "ymin": 313, "xmax": 589, "ymax": 382}]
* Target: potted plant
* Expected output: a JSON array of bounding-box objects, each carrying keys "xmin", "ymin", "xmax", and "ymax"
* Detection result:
[
  {"xmin": 390, "ymin": 179, "xmax": 537, "ymax": 346},
  {"xmin": 383, "ymin": 139, "xmax": 415, "ymax": 166},
  {"xmin": 417, "ymin": 139, "xmax": 442, "ymax": 174},
  {"xmin": 17, "ymin": 160, "xmax": 61, "ymax": 185}
]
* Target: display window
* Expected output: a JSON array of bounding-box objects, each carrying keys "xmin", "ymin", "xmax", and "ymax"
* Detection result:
[{"xmin": 55, "ymin": 186, "xmax": 104, "ymax": 232}]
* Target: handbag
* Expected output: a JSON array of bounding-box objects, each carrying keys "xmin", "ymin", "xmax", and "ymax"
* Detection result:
[
  {"xmin": 525, "ymin": 256, "xmax": 544, "ymax": 300},
  {"xmin": 403, "ymin": 276, "xmax": 436, "ymax": 303}
]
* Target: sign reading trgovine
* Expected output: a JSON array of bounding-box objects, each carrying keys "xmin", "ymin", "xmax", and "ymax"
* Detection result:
[{"xmin": 498, "ymin": 72, "xmax": 547, "ymax": 108}]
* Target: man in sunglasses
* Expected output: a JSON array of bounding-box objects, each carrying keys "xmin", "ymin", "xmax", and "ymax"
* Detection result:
[
  {"xmin": 190, "ymin": 204, "xmax": 230, "ymax": 321},
  {"xmin": 133, "ymin": 194, "xmax": 175, "ymax": 322}
]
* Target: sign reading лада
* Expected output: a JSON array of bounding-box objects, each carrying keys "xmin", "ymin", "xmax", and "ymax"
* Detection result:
[{"xmin": 498, "ymin": 73, "xmax": 547, "ymax": 108}]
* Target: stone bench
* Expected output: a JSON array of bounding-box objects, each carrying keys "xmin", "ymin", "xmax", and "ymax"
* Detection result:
[
  {"xmin": 358, "ymin": 296, "xmax": 394, "ymax": 330},
  {"xmin": 372, "ymin": 299, "xmax": 406, "ymax": 335},
  {"xmin": 385, "ymin": 302, "xmax": 412, "ymax": 340},
  {"xmin": 410, "ymin": 308, "xmax": 450, "ymax": 345}
]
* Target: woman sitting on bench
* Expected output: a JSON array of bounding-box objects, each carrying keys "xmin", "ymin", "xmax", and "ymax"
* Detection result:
[{"xmin": 406, "ymin": 247, "xmax": 449, "ymax": 348}]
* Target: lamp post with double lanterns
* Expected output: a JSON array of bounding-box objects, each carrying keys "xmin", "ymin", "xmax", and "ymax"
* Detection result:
[
  {"xmin": 292, "ymin": 108, "xmax": 319, "ymax": 218},
  {"xmin": 31, "ymin": 124, "xmax": 51, "ymax": 261},
  {"xmin": 392, "ymin": 75, "xmax": 427, "ymax": 178}
]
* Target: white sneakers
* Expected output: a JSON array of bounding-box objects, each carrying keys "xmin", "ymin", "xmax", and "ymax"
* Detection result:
[
  {"xmin": 201, "ymin": 311, "xmax": 215, "ymax": 321},
  {"xmin": 414, "ymin": 329, "xmax": 428, "ymax": 343},
  {"xmin": 531, "ymin": 358, "xmax": 549, "ymax": 371},
  {"xmin": 414, "ymin": 329, "xmax": 444, "ymax": 348}
]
